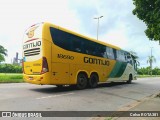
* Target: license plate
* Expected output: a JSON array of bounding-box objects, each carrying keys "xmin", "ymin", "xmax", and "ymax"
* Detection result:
[{"xmin": 29, "ymin": 77, "xmax": 33, "ymax": 80}]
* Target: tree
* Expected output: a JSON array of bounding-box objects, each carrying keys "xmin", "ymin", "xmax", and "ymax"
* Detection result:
[
  {"xmin": 152, "ymin": 67, "xmax": 160, "ymax": 75},
  {"xmin": 147, "ymin": 55, "xmax": 156, "ymax": 76},
  {"xmin": 0, "ymin": 64, "xmax": 22, "ymax": 73},
  {"xmin": 132, "ymin": 0, "xmax": 160, "ymax": 43},
  {"xmin": 137, "ymin": 67, "xmax": 160, "ymax": 75},
  {"xmin": 0, "ymin": 45, "xmax": 7, "ymax": 63}
]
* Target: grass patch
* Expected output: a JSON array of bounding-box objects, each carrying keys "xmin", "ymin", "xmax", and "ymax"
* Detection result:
[
  {"xmin": 105, "ymin": 117, "xmax": 113, "ymax": 120},
  {"xmin": 0, "ymin": 73, "xmax": 24, "ymax": 83},
  {"xmin": 137, "ymin": 75, "xmax": 160, "ymax": 78}
]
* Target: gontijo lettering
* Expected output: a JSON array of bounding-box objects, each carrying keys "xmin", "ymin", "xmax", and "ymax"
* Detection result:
[
  {"xmin": 23, "ymin": 41, "xmax": 41, "ymax": 50},
  {"xmin": 84, "ymin": 57, "xmax": 110, "ymax": 66}
]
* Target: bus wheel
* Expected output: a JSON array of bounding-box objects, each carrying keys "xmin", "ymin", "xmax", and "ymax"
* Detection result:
[
  {"xmin": 127, "ymin": 74, "xmax": 132, "ymax": 84},
  {"xmin": 76, "ymin": 73, "xmax": 88, "ymax": 90},
  {"xmin": 89, "ymin": 73, "xmax": 98, "ymax": 88}
]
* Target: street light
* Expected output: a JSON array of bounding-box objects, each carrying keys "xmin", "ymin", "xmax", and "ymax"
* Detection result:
[{"xmin": 94, "ymin": 16, "xmax": 103, "ymax": 40}]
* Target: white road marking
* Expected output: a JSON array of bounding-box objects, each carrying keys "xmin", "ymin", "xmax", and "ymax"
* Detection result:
[{"xmin": 36, "ymin": 92, "xmax": 74, "ymax": 100}]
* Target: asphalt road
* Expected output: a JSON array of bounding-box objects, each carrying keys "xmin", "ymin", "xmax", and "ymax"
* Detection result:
[{"xmin": 0, "ymin": 77, "xmax": 160, "ymax": 113}]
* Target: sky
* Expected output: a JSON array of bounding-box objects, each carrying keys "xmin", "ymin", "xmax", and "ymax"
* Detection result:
[{"xmin": 0, "ymin": 0, "xmax": 160, "ymax": 68}]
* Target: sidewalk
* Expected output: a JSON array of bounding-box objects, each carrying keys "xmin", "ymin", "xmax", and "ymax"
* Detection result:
[{"xmin": 115, "ymin": 93, "xmax": 160, "ymax": 120}]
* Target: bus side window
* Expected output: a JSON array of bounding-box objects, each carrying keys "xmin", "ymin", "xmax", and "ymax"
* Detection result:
[
  {"xmin": 106, "ymin": 47, "xmax": 115, "ymax": 60},
  {"xmin": 95, "ymin": 44, "xmax": 105, "ymax": 57},
  {"xmin": 113, "ymin": 49, "xmax": 117, "ymax": 60},
  {"xmin": 124, "ymin": 52, "xmax": 128, "ymax": 62},
  {"xmin": 116, "ymin": 50, "xmax": 126, "ymax": 62},
  {"xmin": 103, "ymin": 47, "xmax": 108, "ymax": 58},
  {"xmin": 72, "ymin": 38, "xmax": 82, "ymax": 52},
  {"xmin": 83, "ymin": 41, "xmax": 95, "ymax": 56},
  {"xmin": 69, "ymin": 34, "xmax": 83, "ymax": 53},
  {"xmin": 89, "ymin": 42, "xmax": 96, "ymax": 56},
  {"xmin": 127, "ymin": 54, "xmax": 133, "ymax": 65},
  {"xmin": 83, "ymin": 40, "xmax": 89, "ymax": 54},
  {"xmin": 50, "ymin": 27, "xmax": 71, "ymax": 51}
]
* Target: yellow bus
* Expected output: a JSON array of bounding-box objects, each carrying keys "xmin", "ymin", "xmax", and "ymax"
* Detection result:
[{"xmin": 22, "ymin": 22, "xmax": 138, "ymax": 89}]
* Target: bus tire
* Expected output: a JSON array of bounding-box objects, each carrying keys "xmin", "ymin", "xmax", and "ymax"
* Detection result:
[
  {"xmin": 127, "ymin": 74, "xmax": 132, "ymax": 84},
  {"xmin": 76, "ymin": 73, "xmax": 88, "ymax": 90},
  {"xmin": 89, "ymin": 73, "xmax": 98, "ymax": 88}
]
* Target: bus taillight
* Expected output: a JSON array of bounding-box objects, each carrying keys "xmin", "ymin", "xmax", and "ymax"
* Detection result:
[{"xmin": 41, "ymin": 57, "xmax": 49, "ymax": 74}]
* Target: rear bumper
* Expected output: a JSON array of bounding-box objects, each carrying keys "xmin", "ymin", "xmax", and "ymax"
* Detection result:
[{"xmin": 23, "ymin": 73, "xmax": 50, "ymax": 85}]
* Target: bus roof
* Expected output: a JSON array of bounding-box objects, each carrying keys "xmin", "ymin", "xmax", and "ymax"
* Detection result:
[{"xmin": 44, "ymin": 22, "xmax": 121, "ymax": 50}]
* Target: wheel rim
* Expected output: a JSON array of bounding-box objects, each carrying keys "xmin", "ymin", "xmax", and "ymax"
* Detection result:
[
  {"xmin": 77, "ymin": 74, "xmax": 87, "ymax": 89},
  {"xmin": 90, "ymin": 74, "xmax": 98, "ymax": 87},
  {"xmin": 79, "ymin": 77, "xmax": 85, "ymax": 85}
]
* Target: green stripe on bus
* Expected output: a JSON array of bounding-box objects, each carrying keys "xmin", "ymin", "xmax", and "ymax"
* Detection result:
[{"xmin": 109, "ymin": 61, "xmax": 127, "ymax": 78}]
